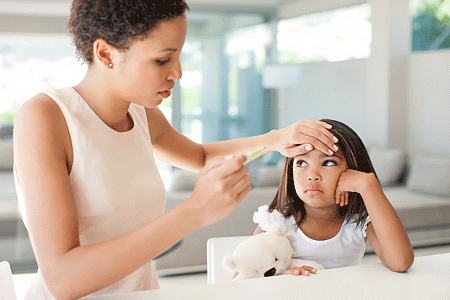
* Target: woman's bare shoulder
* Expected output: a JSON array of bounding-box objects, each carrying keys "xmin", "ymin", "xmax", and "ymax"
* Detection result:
[{"xmin": 14, "ymin": 93, "xmax": 72, "ymax": 172}]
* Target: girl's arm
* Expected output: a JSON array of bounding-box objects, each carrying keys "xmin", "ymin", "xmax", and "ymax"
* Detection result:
[
  {"xmin": 14, "ymin": 96, "xmax": 251, "ymax": 300},
  {"xmin": 336, "ymin": 170, "xmax": 414, "ymax": 272},
  {"xmin": 146, "ymin": 107, "xmax": 339, "ymax": 172}
]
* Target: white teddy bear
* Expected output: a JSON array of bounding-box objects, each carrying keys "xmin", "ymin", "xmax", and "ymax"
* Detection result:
[{"xmin": 222, "ymin": 222, "xmax": 324, "ymax": 280}]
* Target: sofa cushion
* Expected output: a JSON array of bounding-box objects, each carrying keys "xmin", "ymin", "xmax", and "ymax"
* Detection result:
[
  {"xmin": 407, "ymin": 156, "xmax": 450, "ymax": 197},
  {"xmin": 0, "ymin": 140, "xmax": 13, "ymax": 170},
  {"xmin": 368, "ymin": 148, "xmax": 406, "ymax": 186},
  {"xmin": 170, "ymin": 169, "xmax": 198, "ymax": 192},
  {"xmin": 383, "ymin": 186, "xmax": 450, "ymax": 229}
]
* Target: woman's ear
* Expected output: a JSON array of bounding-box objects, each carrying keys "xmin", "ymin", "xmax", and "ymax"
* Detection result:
[{"xmin": 92, "ymin": 38, "xmax": 115, "ymax": 68}]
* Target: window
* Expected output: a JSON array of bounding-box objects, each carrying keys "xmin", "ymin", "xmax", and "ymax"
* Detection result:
[
  {"xmin": 411, "ymin": 0, "xmax": 450, "ymax": 51},
  {"xmin": 0, "ymin": 35, "xmax": 86, "ymax": 125},
  {"xmin": 154, "ymin": 12, "xmax": 271, "ymax": 190},
  {"xmin": 225, "ymin": 23, "xmax": 272, "ymax": 140},
  {"xmin": 277, "ymin": 4, "xmax": 371, "ymax": 63}
]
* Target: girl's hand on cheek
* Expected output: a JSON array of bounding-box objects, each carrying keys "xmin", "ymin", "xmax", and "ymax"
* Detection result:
[{"xmin": 335, "ymin": 170, "xmax": 379, "ymax": 206}]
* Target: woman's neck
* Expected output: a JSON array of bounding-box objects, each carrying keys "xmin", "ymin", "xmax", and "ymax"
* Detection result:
[{"xmin": 74, "ymin": 68, "xmax": 132, "ymax": 132}]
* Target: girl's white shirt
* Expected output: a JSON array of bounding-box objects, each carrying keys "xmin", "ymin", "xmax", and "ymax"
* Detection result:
[
  {"xmin": 253, "ymin": 205, "xmax": 371, "ymax": 269},
  {"xmin": 14, "ymin": 87, "xmax": 166, "ymax": 299}
]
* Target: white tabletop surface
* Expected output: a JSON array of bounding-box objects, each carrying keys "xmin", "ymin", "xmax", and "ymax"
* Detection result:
[{"xmin": 83, "ymin": 252, "xmax": 450, "ymax": 300}]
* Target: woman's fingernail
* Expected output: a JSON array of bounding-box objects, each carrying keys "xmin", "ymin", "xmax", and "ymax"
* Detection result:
[
  {"xmin": 333, "ymin": 136, "xmax": 338, "ymax": 142},
  {"xmin": 333, "ymin": 145, "xmax": 339, "ymax": 151},
  {"xmin": 305, "ymin": 145, "xmax": 312, "ymax": 151},
  {"xmin": 328, "ymin": 149, "xmax": 334, "ymax": 155}
]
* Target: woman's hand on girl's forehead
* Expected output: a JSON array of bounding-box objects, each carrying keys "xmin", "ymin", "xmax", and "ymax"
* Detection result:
[{"xmin": 271, "ymin": 120, "xmax": 339, "ymax": 158}]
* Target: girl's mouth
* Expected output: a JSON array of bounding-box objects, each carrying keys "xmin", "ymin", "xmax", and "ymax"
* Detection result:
[{"xmin": 305, "ymin": 186, "xmax": 323, "ymax": 195}]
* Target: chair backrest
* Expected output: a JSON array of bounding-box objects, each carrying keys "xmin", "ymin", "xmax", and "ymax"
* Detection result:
[
  {"xmin": 207, "ymin": 236, "xmax": 250, "ymax": 284},
  {"xmin": 0, "ymin": 261, "xmax": 17, "ymax": 300}
]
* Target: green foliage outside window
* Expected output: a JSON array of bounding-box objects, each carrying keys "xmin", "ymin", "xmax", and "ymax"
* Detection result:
[{"xmin": 412, "ymin": 0, "xmax": 450, "ymax": 51}]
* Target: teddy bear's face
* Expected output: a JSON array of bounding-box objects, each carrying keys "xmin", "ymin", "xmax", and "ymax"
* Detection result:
[
  {"xmin": 225, "ymin": 230, "xmax": 294, "ymax": 279},
  {"xmin": 247, "ymin": 239, "xmax": 292, "ymax": 278}
]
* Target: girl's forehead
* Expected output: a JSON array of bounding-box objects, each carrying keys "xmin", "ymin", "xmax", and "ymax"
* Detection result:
[{"xmin": 294, "ymin": 149, "xmax": 345, "ymax": 160}]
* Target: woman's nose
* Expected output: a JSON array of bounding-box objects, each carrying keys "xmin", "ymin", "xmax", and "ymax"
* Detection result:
[{"xmin": 168, "ymin": 59, "xmax": 182, "ymax": 81}]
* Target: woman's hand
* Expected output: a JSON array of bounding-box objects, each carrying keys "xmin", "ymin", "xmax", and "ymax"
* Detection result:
[
  {"xmin": 334, "ymin": 169, "xmax": 380, "ymax": 206},
  {"xmin": 271, "ymin": 120, "xmax": 338, "ymax": 157},
  {"xmin": 283, "ymin": 266, "xmax": 318, "ymax": 276},
  {"xmin": 188, "ymin": 154, "xmax": 252, "ymax": 228}
]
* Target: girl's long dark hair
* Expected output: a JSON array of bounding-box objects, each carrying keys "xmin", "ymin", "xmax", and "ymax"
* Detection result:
[{"xmin": 268, "ymin": 119, "xmax": 377, "ymax": 229}]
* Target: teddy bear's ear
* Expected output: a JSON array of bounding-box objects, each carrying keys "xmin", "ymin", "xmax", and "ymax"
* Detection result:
[
  {"xmin": 268, "ymin": 222, "xmax": 288, "ymax": 236},
  {"xmin": 222, "ymin": 254, "xmax": 237, "ymax": 272}
]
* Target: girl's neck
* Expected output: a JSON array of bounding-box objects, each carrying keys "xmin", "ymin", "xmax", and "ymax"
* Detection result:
[
  {"xmin": 302, "ymin": 204, "xmax": 343, "ymax": 226},
  {"xmin": 299, "ymin": 205, "xmax": 345, "ymax": 241}
]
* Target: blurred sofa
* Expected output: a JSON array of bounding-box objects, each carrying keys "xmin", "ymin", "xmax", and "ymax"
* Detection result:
[
  {"xmin": 154, "ymin": 149, "xmax": 450, "ymax": 275},
  {"xmin": 0, "ymin": 136, "xmax": 37, "ymax": 273},
  {"xmin": 1, "ymin": 143, "xmax": 450, "ymax": 275}
]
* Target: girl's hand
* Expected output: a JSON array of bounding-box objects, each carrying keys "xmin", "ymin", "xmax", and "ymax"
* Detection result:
[
  {"xmin": 271, "ymin": 120, "xmax": 338, "ymax": 157},
  {"xmin": 188, "ymin": 154, "xmax": 252, "ymax": 228},
  {"xmin": 283, "ymin": 266, "xmax": 318, "ymax": 276},
  {"xmin": 335, "ymin": 169, "xmax": 380, "ymax": 206}
]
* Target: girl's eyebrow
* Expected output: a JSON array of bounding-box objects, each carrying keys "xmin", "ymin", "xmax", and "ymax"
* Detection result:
[{"xmin": 320, "ymin": 152, "xmax": 343, "ymax": 159}]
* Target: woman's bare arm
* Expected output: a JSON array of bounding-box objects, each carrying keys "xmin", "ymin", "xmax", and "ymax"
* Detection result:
[
  {"xmin": 146, "ymin": 107, "xmax": 338, "ymax": 173},
  {"xmin": 14, "ymin": 96, "xmax": 251, "ymax": 300}
]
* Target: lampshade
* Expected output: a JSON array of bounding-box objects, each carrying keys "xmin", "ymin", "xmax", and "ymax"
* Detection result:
[{"xmin": 262, "ymin": 64, "xmax": 302, "ymax": 88}]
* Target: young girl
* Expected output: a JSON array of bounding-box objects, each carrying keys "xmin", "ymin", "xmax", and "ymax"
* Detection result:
[
  {"xmin": 12, "ymin": 1, "xmax": 339, "ymax": 299},
  {"xmin": 253, "ymin": 119, "xmax": 414, "ymax": 276}
]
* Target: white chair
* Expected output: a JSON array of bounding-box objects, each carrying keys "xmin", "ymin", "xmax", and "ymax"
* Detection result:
[
  {"xmin": 206, "ymin": 236, "xmax": 250, "ymax": 284},
  {"xmin": 0, "ymin": 261, "xmax": 17, "ymax": 300}
]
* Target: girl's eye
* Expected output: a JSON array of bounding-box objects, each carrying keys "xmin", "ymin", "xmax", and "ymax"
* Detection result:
[
  {"xmin": 323, "ymin": 160, "xmax": 337, "ymax": 167},
  {"xmin": 296, "ymin": 160, "xmax": 307, "ymax": 167},
  {"xmin": 156, "ymin": 57, "xmax": 171, "ymax": 66}
]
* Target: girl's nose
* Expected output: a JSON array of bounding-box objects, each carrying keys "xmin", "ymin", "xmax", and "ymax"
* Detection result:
[{"xmin": 307, "ymin": 171, "xmax": 321, "ymax": 181}]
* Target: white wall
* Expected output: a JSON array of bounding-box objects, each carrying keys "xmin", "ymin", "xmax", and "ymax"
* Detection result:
[
  {"xmin": 276, "ymin": 0, "xmax": 450, "ymax": 155},
  {"xmin": 408, "ymin": 50, "xmax": 450, "ymax": 155},
  {"xmin": 277, "ymin": 59, "xmax": 372, "ymax": 146}
]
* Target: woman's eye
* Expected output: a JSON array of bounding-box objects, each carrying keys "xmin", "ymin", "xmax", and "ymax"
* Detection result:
[
  {"xmin": 323, "ymin": 160, "xmax": 337, "ymax": 167},
  {"xmin": 156, "ymin": 58, "xmax": 171, "ymax": 66},
  {"xmin": 296, "ymin": 160, "xmax": 307, "ymax": 167}
]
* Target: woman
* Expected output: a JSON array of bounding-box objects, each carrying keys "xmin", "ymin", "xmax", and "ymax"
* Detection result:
[{"xmin": 13, "ymin": 1, "xmax": 339, "ymax": 299}]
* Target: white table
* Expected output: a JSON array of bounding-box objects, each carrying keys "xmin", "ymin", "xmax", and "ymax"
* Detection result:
[{"xmin": 83, "ymin": 253, "xmax": 450, "ymax": 299}]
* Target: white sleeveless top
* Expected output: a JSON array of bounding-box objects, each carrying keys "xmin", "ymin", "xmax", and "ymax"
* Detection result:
[
  {"xmin": 253, "ymin": 205, "xmax": 371, "ymax": 269},
  {"xmin": 15, "ymin": 87, "xmax": 166, "ymax": 299}
]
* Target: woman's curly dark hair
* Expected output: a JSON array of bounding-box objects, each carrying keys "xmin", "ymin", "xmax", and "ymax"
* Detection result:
[
  {"xmin": 269, "ymin": 119, "xmax": 377, "ymax": 229},
  {"xmin": 68, "ymin": 0, "xmax": 189, "ymax": 64}
]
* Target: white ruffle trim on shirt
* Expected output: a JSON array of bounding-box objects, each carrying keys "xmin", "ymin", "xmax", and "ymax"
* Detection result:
[{"xmin": 253, "ymin": 205, "xmax": 296, "ymax": 231}]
